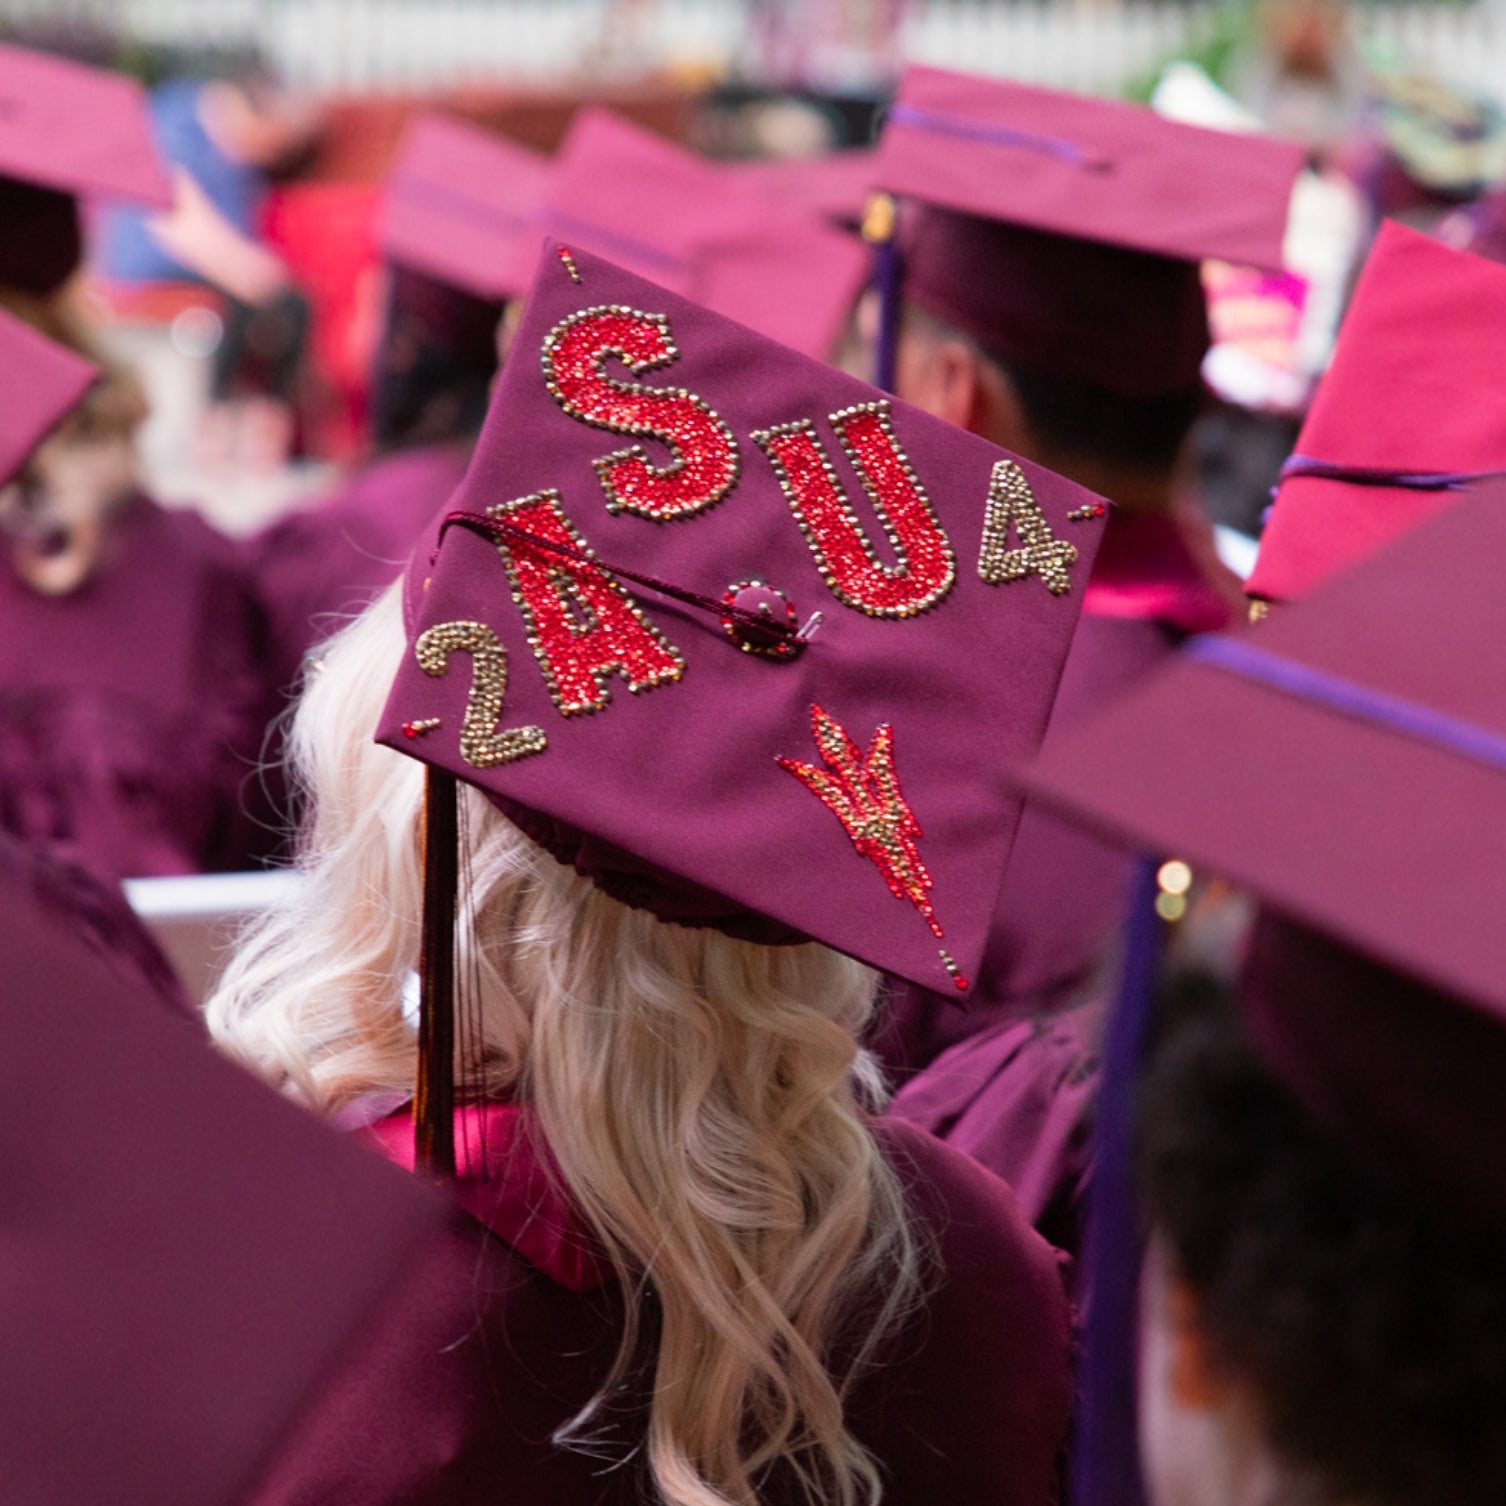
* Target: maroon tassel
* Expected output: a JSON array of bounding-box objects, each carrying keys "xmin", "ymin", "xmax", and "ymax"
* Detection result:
[{"xmin": 415, "ymin": 766, "xmax": 458, "ymax": 1180}]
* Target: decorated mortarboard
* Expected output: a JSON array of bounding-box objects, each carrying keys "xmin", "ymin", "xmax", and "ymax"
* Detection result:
[
  {"xmin": 0, "ymin": 41, "xmax": 170, "ymax": 207},
  {"xmin": 376, "ymin": 241, "xmax": 1110, "ymax": 1166},
  {"xmin": 868, "ymin": 66, "xmax": 1306, "ymax": 395},
  {"xmin": 1011, "ymin": 482, "xmax": 1506, "ymax": 1504},
  {"xmin": 543, "ymin": 108, "xmax": 871, "ymax": 362},
  {"xmin": 377, "ymin": 113, "xmax": 551, "ymax": 304},
  {"xmin": 0, "ymin": 304, "xmax": 96, "ymax": 487},
  {"xmin": 0, "ymin": 827, "xmax": 446, "ymax": 1506},
  {"xmin": 1249, "ymin": 221, "xmax": 1506, "ymax": 602}
]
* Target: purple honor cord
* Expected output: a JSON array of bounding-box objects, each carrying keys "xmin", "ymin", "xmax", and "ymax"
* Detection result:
[
  {"xmin": 1190, "ymin": 635, "xmax": 1506, "ymax": 774},
  {"xmin": 886, "ymin": 102, "xmax": 1112, "ymax": 170},
  {"xmin": 1278, "ymin": 454, "xmax": 1506, "ymax": 493}
]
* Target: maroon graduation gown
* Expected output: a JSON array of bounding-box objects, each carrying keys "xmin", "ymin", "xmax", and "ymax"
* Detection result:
[
  {"xmin": 879, "ymin": 508, "xmax": 1241, "ymax": 1260},
  {"xmin": 251, "ymin": 443, "xmax": 471, "ymax": 698},
  {"xmin": 250, "ymin": 1108, "xmax": 1074, "ymax": 1506},
  {"xmin": 0, "ymin": 493, "xmax": 275, "ymax": 882}
]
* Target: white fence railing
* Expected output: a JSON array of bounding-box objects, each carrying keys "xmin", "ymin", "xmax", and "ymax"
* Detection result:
[{"xmin": 1, "ymin": 1, "xmax": 1502, "ymax": 99}]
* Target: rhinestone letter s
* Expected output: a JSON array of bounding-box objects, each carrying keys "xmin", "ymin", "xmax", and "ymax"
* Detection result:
[{"xmin": 541, "ymin": 305, "xmax": 740, "ymax": 522}]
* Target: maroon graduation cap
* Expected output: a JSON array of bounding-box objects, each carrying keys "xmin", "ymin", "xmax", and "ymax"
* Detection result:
[
  {"xmin": 1022, "ymin": 482, "xmax": 1506, "ymax": 1203},
  {"xmin": 734, "ymin": 146, "xmax": 879, "ymax": 227},
  {"xmin": 376, "ymin": 241, "xmax": 1111, "ymax": 1168},
  {"xmin": 543, "ymin": 108, "xmax": 871, "ymax": 362},
  {"xmin": 0, "ymin": 41, "xmax": 170, "ymax": 294},
  {"xmin": 0, "ymin": 828, "xmax": 446, "ymax": 1505},
  {"xmin": 869, "ymin": 65, "xmax": 1306, "ymax": 396},
  {"xmin": 0, "ymin": 41, "xmax": 170, "ymax": 206},
  {"xmin": 377, "ymin": 112, "xmax": 551, "ymax": 303},
  {"xmin": 0, "ymin": 303, "xmax": 96, "ymax": 485},
  {"xmin": 1249, "ymin": 221, "xmax": 1506, "ymax": 601},
  {"xmin": 1015, "ymin": 481, "xmax": 1506, "ymax": 1504}
]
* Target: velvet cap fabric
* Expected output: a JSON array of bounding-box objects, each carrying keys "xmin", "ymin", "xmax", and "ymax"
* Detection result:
[
  {"xmin": 543, "ymin": 109, "xmax": 871, "ymax": 362},
  {"xmin": 0, "ymin": 304, "xmax": 96, "ymax": 486},
  {"xmin": 0, "ymin": 830, "xmax": 446, "ymax": 1505},
  {"xmin": 377, "ymin": 113, "xmax": 551, "ymax": 302},
  {"xmin": 0, "ymin": 42, "xmax": 170, "ymax": 207},
  {"xmin": 1249, "ymin": 221, "xmax": 1506, "ymax": 601},
  {"xmin": 378, "ymin": 241, "xmax": 1109, "ymax": 996}
]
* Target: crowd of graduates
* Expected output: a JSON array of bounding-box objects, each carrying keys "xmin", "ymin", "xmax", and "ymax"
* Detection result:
[{"xmin": 4, "ymin": 6, "xmax": 1506, "ymax": 1504}]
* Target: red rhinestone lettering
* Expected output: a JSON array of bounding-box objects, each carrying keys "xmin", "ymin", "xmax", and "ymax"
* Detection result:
[
  {"xmin": 413, "ymin": 621, "xmax": 547, "ymax": 768},
  {"xmin": 485, "ymin": 491, "xmax": 685, "ymax": 716},
  {"xmin": 978, "ymin": 459, "xmax": 1080, "ymax": 596},
  {"xmin": 753, "ymin": 400, "xmax": 956, "ymax": 619},
  {"xmin": 778, "ymin": 704, "xmax": 946, "ymax": 940},
  {"xmin": 541, "ymin": 305, "xmax": 740, "ymax": 522}
]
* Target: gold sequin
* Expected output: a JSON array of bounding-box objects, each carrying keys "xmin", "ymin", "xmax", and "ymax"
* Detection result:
[
  {"xmin": 414, "ymin": 620, "xmax": 548, "ymax": 768},
  {"xmin": 978, "ymin": 458, "xmax": 1079, "ymax": 596}
]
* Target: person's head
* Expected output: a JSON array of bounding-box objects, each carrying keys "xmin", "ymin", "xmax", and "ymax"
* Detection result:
[
  {"xmin": 206, "ymin": 584, "xmax": 922, "ymax": 1506},
  {"xmin": 368, "ymin": 266, "xmax": 501, "ymax": 453},
  {"xmin": 1137, "ymin": 963, "xmax": 1506, "ymax": 1506},
  {"xmin": 882, "ymin": 205, "xmax": 1207, "ymax": 503},
  {"xmin": 0, "ymin": 290, "xmax": 146, "ymax": 593}
]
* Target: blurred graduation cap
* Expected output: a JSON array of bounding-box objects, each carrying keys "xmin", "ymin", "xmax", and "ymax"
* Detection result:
[
  {"xmin": 1011, "ymin": 480, "xmax": 1506, "ymax": 1502},
  {"xmin": 376, "ymin": 239, "xmax": 1111, "ymax": 1172},
  {"xmin": 377, "ymin": 112, "xmax": 551, "ymax": 304},
  {"xmin": 542, "ymin": 108, "xmax": 871, "ymax": 362},
  {"xmin": 0, "ymin": 302, "xmax": 96, "ymax": 484},
  {"xmin": 0, "ymin": 40, "xmax": 170, "ymax": 295},
  {"xmin": 1250, "ymin": 221, "xmax": 1506, "ymax": 602},
  {"xmin": 733, "ymin": 146, "xmax": 878, "ymax": 228},
  {"xmin": 868, "ymin": 66, "xmax": 1306, "ymax": 394},
  {"xmin": 0, "ymin": 824, "xmax": 446, "ymax": 1506}
]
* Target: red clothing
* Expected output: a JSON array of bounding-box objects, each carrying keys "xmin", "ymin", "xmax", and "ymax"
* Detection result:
[
  {"xmin": 250, "ymin": 1111, "xmax": 1073, "ymax": 1506},
  {"xmin": 0, "ymin": 494, "xmax": 275, "ymax": 882}
]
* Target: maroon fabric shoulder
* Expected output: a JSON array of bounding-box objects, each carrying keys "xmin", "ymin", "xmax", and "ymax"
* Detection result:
[
  {"xmin": 888, "ymin": 999, "xmax": 1104, "ymax": 1265},
  {"xmin": 857, "ymin": 1118, "xmax": 1074, "ymax": 1506},
  {"xmin": 0, "ymin": 495, "xmax": 281, "ymax": 879},
  {"xmin": 252, "ymin": 1120, "xmax": 1072, "ymax": 1506}
]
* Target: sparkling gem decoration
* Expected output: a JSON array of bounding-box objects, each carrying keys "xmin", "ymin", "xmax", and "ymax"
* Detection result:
[
  {"xmin": 753, "ymin": 401, "xmax": 957, "ymax": 619},
  {"xmin": 556, "ymin": 245, "xmax": 582, "ymax": 284},
  {"xmin": 541, "ymin": 304, "xmax": 741, "ymax": 521},
  {"xmin": 1068, "ymin": 503, "xmax": 1107, "ymax": 522},
  {"xmin": 484, "ymin": 490, "xmax": 686, "ymax": 716},
  {"xmin": 720, "ymin": 578, "xmax": 801, "ymax": 660},
  {"xmin": 978, "ymin": 458, "xmax": 1080, "ymax": 596},
  {"xmin": 778, "ymin": 704, "xmax": 948, "ymax": 948},
  {"xmin": 402, "ymin": 717, "xmax": 442, "ymax": 739},
  {"xmin": 413, "ymin": 620, "xmax": 548, "ymax": 768}
]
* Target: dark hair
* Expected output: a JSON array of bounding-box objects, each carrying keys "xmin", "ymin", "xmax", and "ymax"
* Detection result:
[
  {"xmin": 369, "ymin": 269, "xmax": 500, "ymax": 453},
  {"xmin": 998, "ymin": 361, "xmax": 1203, "ymax": 474},
  {"xmin": 1137, "ymin": 974, "xmax": 1506, "ymax": 1506}
]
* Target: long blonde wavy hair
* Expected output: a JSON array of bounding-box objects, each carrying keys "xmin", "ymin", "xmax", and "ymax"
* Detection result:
[{"xmin": 207, "ymin": 584, "xmax": 923, "ymax": 1506}]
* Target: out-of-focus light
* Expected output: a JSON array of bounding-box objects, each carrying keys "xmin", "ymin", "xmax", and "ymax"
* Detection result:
[
  {"xmin": 1155, "ymin": 891, "xmax": 1188, "ymax": 923},
  {"xmin": 171, "ymin": 306, "xmax": 223, "ymax": 360},
  {"xmin": 1157, "ymin": 859, "xmax": 1193, "ymax": 896}
]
